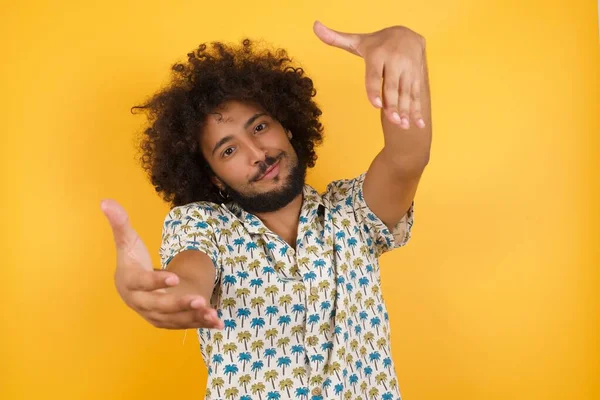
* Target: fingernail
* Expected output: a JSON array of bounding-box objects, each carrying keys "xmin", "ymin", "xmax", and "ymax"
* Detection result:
[
  {"xmin": 165, "ymin": 275, "xmax": 178, "ymax": 285},
  {"xmin": 402, "ymin": 117, "xmax": 409, "ymax": 128},
  {"xmin": 392, "ymin": 112, "xmax": 402, "ymax": 123},
  {"xmin": 374, "ymin": 97, "xmax": 382, "ymax": 108},
  {"xmin": 417, "ymin": 119, "xmax": 426, "ymax": 128}
]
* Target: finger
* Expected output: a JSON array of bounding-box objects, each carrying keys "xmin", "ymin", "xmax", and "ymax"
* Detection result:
[
  {"xmin": 146, "ymin": 313, "xmax": 211, "ymax": 329},
  {"xmin": 398, "ymin": 71, "xmax": 412, "ymax": 129},
  {"xmin": 121, "ymin": 268, "xmax": 180, "ymax": 292},
  {"xmin": 100, "ymin": 199, "xmax": 138, "ymax": 252},
  {"xmin": 102, "ymin": 198, "xmax": 155, "ymax": 273},
  {"xmin": 200, "ymin": 307, "xmax": 224, "ymax": 329},
  {"xmin": 313, "ymin": 20, "xmax": 363, "ymax": 57},
  {"xmin": 132, "ymin": 290, "xmax": 208, "ymax": 314},
  {"xmin": 410, "ymin": 79, "xmax": 425, "ymax": 128},
  {"xmin": 364, "ymin": 58, "xmax": 384, "ymax": 108},
  {"xmin": 147, "ymin": 307, "xmax": 223, "ymax": 330},
  {"xmin": 382, "ymin": 63, "xmax": 403, "ymax": 125}
]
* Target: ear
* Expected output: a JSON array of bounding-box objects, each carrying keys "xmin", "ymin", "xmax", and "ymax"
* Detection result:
[
  {"xmin": 286, "ymin": 129, "xmax": 293, "ymax": 139},
  {"xmin": 210, "ymin": 175, "xmax": 224, "ymax": 190}
]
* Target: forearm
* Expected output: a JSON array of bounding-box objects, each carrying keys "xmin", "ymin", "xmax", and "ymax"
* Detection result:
[
  {"xmin": 381, "ymin": 49, "xmax": 432, "ymax": 172},
  {"xmin": 164, "ymin": 250, "xmax": 216, "ymax": 301},
  {"xmin": 163, "ymin": 275, "xmax": 212, "ymax": 300}
]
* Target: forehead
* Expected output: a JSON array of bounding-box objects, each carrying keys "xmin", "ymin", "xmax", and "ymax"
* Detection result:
[
  {"xmin": 204, "ymin": 100, "xmax": 266, "ymax": 131},
  {"xmin": 199, "ymin": 100, "xmax": 271, "ymax": 155}
]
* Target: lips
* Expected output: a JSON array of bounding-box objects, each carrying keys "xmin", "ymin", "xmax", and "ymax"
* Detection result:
[{"xmin": 257, "ymin": 160, "xmax": 280, "ymax": 181}]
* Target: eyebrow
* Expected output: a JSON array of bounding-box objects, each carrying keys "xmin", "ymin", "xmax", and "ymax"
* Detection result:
[{"xmin": 211, "ymin": 112, "xmax": 268, "ymax": 156}]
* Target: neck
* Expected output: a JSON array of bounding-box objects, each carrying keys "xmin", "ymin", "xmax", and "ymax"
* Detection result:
[{"xmin": 253, "ymin": 191, "xmax": 303, "ymax": 249}]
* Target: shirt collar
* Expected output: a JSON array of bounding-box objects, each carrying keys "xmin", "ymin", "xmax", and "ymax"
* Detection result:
[{"xmin": 222, "ymin": 183, "xmax": 325, "ymax": 236}]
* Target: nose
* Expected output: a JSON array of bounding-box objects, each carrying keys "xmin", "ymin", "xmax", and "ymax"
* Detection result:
[
  {"xmin": 247, "ymin": 141, "xmax": 267, "ymax": 165},
  {"xmin": 246, "ymin": 137, "xmax": 267, "ymax": 165}
]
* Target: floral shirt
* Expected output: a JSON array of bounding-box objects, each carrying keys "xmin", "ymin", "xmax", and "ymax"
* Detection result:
[{"xmin": 160, "ymin": 172, "xmax": 415, "ymax": 400}]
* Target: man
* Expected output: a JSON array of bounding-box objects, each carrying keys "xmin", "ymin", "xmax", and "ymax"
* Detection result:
[{"xmin": 102, "ymin": 21, "xmax": 431, "ymax": 400}]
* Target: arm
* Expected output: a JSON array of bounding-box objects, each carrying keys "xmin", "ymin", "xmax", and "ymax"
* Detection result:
[
  {"xmin": 162, "ymin": 250, "xmax": 222, "ymax": 328},
  {"xmin": 313, "ymin": 22, "xmax": 431, "ymax": 230},
  {"xmin": 365, "ymin": 42, "xmax": 431, "ymax": 230}
]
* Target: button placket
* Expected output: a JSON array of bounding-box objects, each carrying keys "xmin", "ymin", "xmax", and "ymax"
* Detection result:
[
  {"xmin": 262, "ymin": 232, "xmax": 300, "ymax": 281},
  {"xmin": 299, "ymin": 208, "xmax": 339, "ymax": 393},
  {"xmin": 295, "ymin": 233, "xmax": 319, "ymax": 388}
]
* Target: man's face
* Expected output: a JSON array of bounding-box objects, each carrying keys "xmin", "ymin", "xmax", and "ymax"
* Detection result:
[{"xmin": 199, "ymin": 100, "xmax": 306, "ymax": 213}]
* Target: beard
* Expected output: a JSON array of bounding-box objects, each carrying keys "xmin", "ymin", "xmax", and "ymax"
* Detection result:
[{"xmin": 221, "ymin": 153, "xmax": 307, "ymax": 214}]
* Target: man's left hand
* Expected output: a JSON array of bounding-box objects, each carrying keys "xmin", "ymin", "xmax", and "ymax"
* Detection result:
[{"xmin": 313, "ymin": 21, "xmax": 426, "ymax": 130}]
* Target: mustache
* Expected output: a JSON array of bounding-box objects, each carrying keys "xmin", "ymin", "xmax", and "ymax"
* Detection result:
[{"xmin": 252, "ymin": 153, "xmax": 283, "ymax": 182}]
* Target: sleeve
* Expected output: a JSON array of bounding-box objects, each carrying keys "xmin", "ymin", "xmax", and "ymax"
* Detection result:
[
  {"xmin": 347, "ymin": 172, "xmax": 415, "ymax": 257},
  {"xmin": 158, "ymin": 204, "xmax": 221, "ymax": 283}
]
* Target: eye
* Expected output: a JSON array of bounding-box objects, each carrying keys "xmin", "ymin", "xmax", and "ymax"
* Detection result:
[
  {"xmin": 254, "ymin": 122, "xmax": 267, "ymax": 133},
  {"xmin": 222, "ymin": 147, "xmax": 234, "ymax": 158}
]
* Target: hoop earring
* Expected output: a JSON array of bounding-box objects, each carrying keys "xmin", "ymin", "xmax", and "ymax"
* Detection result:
[{"xmin": 219, "ymin": 189, "xmax": 228, "ymax": 200}]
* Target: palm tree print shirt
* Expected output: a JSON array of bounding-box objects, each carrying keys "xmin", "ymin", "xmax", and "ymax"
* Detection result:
[{"xmin": 159, "ymin": 172, "xmax": 415, "ymax": 400}]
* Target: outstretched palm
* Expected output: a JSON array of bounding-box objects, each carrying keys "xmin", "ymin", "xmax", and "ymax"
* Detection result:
[{"xmin": 101, "ymin": 199, "xmax": 222, "ymax": 330}]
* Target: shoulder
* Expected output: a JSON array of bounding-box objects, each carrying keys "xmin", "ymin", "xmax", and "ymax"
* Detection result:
[
  {"xmin": 322, "ymin": 172, "xmax": 367, "ymax": 206},
  {"xmin": 163, "ymin": 201, "xmax": 226, "ymax": 226}
]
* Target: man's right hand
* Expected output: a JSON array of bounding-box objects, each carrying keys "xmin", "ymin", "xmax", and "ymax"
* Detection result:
[{"xmin": 101, "ymin": 199, "xmax": 223, "ymax": 330}]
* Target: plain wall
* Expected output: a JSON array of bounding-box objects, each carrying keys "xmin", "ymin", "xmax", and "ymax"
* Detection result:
[{"xmin": 1, "ymin": 1, "xmax": 598, "ymax": 399}]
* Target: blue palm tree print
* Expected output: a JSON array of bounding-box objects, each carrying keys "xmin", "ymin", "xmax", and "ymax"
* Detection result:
[{"xmin": 224, "ymin": 364, "xmax": 238, "ymax": 384}]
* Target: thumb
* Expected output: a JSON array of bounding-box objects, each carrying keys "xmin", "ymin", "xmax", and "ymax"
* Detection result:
[
  {"xmin": 313, "ymin": 20, "xmax": 363, "ymax": 57},
  {"xmin": 100, "ymin": 199, "xmax": 139, "ymax": 253}
]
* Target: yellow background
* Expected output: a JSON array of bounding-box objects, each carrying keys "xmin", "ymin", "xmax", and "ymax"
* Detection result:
[{"xmin": 1, "ymin": 0, "xmax": 598, "ymax": 399}]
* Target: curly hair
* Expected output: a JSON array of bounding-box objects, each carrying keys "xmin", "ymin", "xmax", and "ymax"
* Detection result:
[{"xmin": 131, "ymin": 38, "xmax": 325, "ymax": 208}]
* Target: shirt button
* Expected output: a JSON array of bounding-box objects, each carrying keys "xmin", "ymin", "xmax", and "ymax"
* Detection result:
[
  {"xmin": 311, "ymin": 387, "xmax": 322, "ymax": 396},
  {"xmin": 310, "ymin": 287, "xmax": 318, "ymax": 295}
]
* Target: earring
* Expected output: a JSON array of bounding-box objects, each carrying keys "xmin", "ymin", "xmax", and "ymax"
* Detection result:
[{"xmin": 219, "ymin": 189, "xmax": 228, "ymax": 199}]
